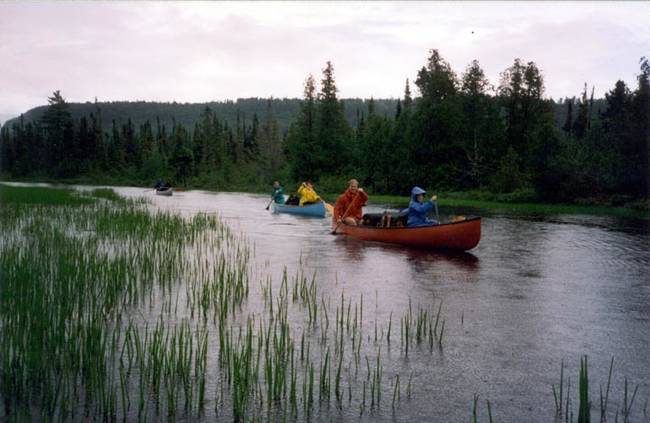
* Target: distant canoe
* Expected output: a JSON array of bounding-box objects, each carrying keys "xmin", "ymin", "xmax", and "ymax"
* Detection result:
[
  {"xmin": 155, "ymin": 187, "xmax": 173, "ymax": 196},
  {"xmin": 333, "ymin": 216, "xmax": 481, "ymax": 251},
  {"xmin": 272, "ymin": 201, "xmax": 326, "ymax": 218}
]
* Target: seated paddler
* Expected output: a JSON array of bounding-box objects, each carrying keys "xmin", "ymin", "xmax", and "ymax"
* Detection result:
[
  {"xmin": 407, "ymin": 186, "xmax": 439, "ymax": 227},
  {"xmin": 271, "ymin": 180, "xmax": 285, "ymax": 204},
  {"xmin": 297, "ymin": 180, "xmax": 321, "ymax": 206},
  {"xmin": 334, "ymin": 179, "xmax": 369, "ymax": 226}
]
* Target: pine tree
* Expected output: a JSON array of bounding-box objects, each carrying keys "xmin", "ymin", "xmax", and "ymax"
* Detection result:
[
  {"xmin": 573, "ymin": 83, "xmax": 590, "ymax": 139},
  {"xmin": 40, "ymin": 90, "xmax": 73, "ymax": 175},
  {"xmin": 460, "ymin": 60, "xmax": 494, "ymax": 187},
  {"xmin": 286, "ymin": 74, "xmax": 318, "ymax": 181},
  {"xmin": 403, "ymin": 78, "xmax": 413, "ymax": 108},
  {"xmin": 498, "ymin": 59, "xmax": 549, "ymax": 172},
  {"xmin": 316, "ymin": 61, "xmax": 352, "ymax": 176},
  {"xmin": 562, "ymin": 98, "xmax": 573, "ymax": 135},
  {"xmin": 260, "ymin": 99, "xmax": 283, "ymax": 180},
  {"xmin": 411, "ymin": 49, "xmax": 463, "ymax": 188}
]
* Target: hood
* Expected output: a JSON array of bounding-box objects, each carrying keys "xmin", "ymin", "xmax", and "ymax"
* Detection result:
[{"xmin": 411, "ymin": 186, "xmax": 426, "ymax": 201}]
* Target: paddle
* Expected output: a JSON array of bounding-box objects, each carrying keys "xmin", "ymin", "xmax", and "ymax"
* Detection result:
[
  {"xmin": 265, "ymin": 197, "xmax": 274, "ymax": 210},
  {"xmin": 331, "ymin": 191, "xmax": 360, "ymax": 234},
  {"xmin": 432, "ymin": 194, "xmax": 439, "ymax": 222}
]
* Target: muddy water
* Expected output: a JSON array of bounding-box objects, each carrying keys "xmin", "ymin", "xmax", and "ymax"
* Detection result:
[{"xmin": 122, "ymin": 188, "xmax": 650, "ymax": 420}]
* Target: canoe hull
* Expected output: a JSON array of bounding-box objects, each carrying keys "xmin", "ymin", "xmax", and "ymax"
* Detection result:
[
  {"xmin": 272, "ymin": 201, "xmax": 326, "ymax": 218},
  {"xmin": 334, "ymin": 217, "xmax": 481, "ymax": 251},
  {"xmin": 155, "ymin": 188, "xmax": 173, "ymax": 196}
]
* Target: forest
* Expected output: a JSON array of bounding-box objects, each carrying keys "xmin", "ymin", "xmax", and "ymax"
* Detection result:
[{"xmin": 1, "ymin": 50, "xmax": 648, "ymax": 205}]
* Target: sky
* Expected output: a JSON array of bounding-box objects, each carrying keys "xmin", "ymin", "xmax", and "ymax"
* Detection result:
[{"xmin": 1, "ymin": 1, "xmax": 648, "ymax": 122}]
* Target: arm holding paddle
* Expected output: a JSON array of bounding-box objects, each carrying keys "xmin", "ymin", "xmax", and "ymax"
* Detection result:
[
  {"xmin": 406, "ymin": 186, "xmax": 439, "ymax": 227},
  {"xmin": 431, "ymin": 194, "xmax": 440, "ymax": 222},
  {"xmin": 332, "ymin": 179, "xmax": 368, "ymax": 234},
  {"xmin": 267, "ymin": 181, "xmax": 285, "ymax": 210}
]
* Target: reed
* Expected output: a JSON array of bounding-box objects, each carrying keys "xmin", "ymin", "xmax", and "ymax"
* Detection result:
[
  {"xmin": 621, "ymin": 377, "xmax": 639, "ymax": 423},
  {"xmin": 599, "ymin": 357, "xmax": 613, "ymax": 420}
]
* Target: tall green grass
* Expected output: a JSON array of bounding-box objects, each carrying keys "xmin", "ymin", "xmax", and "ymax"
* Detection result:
[{"xmin": 0, "ymin": 184, "xmax": 93, "ymax": 206}]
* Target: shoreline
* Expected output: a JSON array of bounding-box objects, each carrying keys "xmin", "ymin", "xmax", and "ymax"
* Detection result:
[{"xmin": 2, "ymin": 177, "xmax": 648, "ymax": 220}]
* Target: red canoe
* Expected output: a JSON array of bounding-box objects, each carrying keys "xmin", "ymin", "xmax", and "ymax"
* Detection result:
[{"xmin": 333, "ymin": 217, "xmax": 481, "ymax": 251}]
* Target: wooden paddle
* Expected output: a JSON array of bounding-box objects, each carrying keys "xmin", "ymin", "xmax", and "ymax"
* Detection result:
[
  {"xmin": 331, "ymin": 191, "xmax": 360, "ymax": 234},
  {"xmin": 265, "ymin": 197, "xmax": 274, "ymax": 210},
  {"xmin": 432, "ymin": 194, "xmax": 439, "ymax": 222}
]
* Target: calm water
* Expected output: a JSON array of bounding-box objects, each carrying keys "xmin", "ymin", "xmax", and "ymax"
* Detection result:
[{"xmin": 105, "ymin": 187, "xmax": 650, "ymax": 422}]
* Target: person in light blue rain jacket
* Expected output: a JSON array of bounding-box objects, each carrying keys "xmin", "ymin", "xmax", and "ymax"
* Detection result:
[
  {"xmin": 407, "ymin": 186, "xmax": 439, "ymax": 227},
  {"xmin": 271, "ymin": 181, "xmax": 285, "ymax": 204}
]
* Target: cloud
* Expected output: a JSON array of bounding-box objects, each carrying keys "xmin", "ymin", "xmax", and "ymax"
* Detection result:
[{"xmin": 0, "ymin": 1, "xmax": 648, "ymax": 116}]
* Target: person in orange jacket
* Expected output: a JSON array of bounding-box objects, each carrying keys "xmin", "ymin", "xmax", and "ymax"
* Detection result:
[{"xmin": 333, "ymin": 179, "xmax": 369, "ymax": 226}]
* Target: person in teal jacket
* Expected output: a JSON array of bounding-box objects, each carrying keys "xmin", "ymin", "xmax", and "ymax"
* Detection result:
[
  {"xmin": 271, "ymin": 181, "xmax": 285, "ymax": 204},
  {"xmin": 407, "ymin": 186, "xmax": 439, "ymax": 227}
]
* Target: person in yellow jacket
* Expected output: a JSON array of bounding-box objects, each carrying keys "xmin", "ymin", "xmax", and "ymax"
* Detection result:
[{"xmin": 296, "ymin": 180, "xmax": 321, "ymax": 206}]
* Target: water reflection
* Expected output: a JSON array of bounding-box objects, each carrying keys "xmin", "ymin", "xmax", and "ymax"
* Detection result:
[{"xmin": 333, "ymin": 232, "xmax": 479, "ymax": 268}]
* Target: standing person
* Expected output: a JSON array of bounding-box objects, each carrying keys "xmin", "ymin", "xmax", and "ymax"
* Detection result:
[
  {"xmin": 271, "ymin": 181, "xmax": 285, "ymax": 204},
  {"xmin": 297, "ymin": 180, "xmax": 321, "ymax": 206},
  {"xmin": 407, "ymin": 186, "xmax": 439, "ymax": 227},
  {"xmin": 334, "ymin": 179, "xmax": 369, "ymax": 226}
]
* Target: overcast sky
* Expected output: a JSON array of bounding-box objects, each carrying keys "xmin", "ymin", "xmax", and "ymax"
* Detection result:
[{"xmin": 1, "ymin": 1, "xmax": 648, "ymax": 120}]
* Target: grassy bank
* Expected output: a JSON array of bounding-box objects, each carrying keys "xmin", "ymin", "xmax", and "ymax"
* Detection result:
[{"xmin": 361, "ymin": 194, "xmax": 650, "ymax": 220}]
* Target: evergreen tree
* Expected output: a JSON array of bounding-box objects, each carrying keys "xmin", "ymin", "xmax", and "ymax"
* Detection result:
[
  {"xmin": 626, "ymin": 57, "xmax": 650, "ymax": 196},
  {"xmin": 572, "ymin": 83, "xmax": 590, "ymax": 139},
  {"xmin": 107, "ymin": 119, "xmax": 125, "ymax": 171},
  {"xmin": 40, "ymin": 90, "xmax": 74, "ymax": 175},
  {"xmin": 460, "ymin": 59, "xmax": 498, "ymax": 187},
  {"xmin": 411, "ymin": 49, "xmax": 463, "ymax": 189},
  {"xmin": 286, "ymin": 74, "xmax": 318, "ymax": 181},
  {"xmin": 562, "ymin": 98, "xmax": 574, "ymax": 135},
  {"xmin": 316, "ymin": 61, "xmax": 352, "ymax": 177},
  {"xmin": 170, "ymin": 122, "xmax": 193, "ymax": 184},
  {"xmin": 244, "ymin": 112, "xmax": 260, "ymax": 160},
  {"xmin": 259, "ymin": 99, "xmax": 284, "ymax": 181},
  {"xmin": 403, "ymin": 78, "xmax": 413, "ymax": 108},
  {"xmin": 498, "ymin": 59, "xmax": 549, "ymax": 174}
]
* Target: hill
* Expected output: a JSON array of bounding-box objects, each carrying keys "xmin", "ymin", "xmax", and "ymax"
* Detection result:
[{"xmin": 2, "ymin": 98, "xmax": 400, "ymax": 133}]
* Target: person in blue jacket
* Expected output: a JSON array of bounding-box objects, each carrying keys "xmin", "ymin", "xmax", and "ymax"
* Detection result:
[
  {"xmin": 271, "ymin": 181, "xmax": 285, "ymax": 204},
  {"xmin": 407, "ymin": 186, "xmax": 439, "ymax": 227}
]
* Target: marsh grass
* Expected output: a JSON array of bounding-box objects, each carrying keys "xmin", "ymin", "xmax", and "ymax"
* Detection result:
[
  {"xmin": 0, "ymin": 184, "xmax": 93, "ymax": 206},
  {"xmin": 0, "ymin": 185, "xmax": 458, "ymax": 421},
  {"xmin": 89, "ymin": 187, "xmax": 128, "ymax": 204},
  {"xmin": 552, "ymin": 357, "xmax": 644, "ymax": 423}
]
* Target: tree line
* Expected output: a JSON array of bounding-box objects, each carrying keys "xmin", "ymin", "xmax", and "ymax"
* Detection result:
[{"xmin": 1, "ymin": 50, "xmax": 648, "ymax": 203}]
